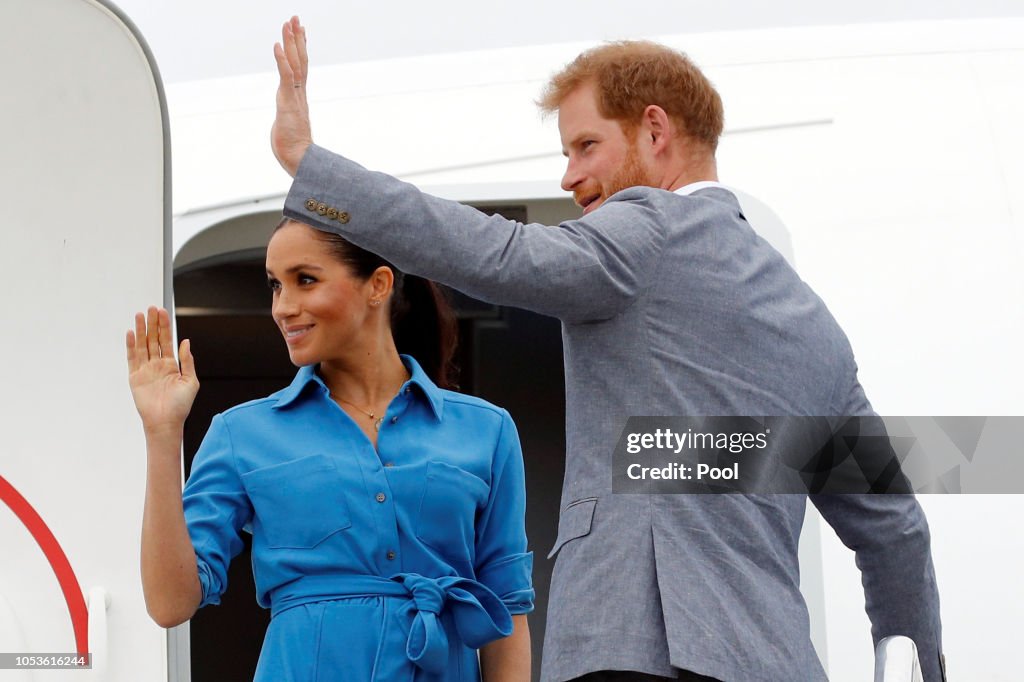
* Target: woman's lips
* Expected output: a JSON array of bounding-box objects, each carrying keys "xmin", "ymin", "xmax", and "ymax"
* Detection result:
[{"xmin": 284, "ymin": 324, "xmax": 314, "ymax": 345}]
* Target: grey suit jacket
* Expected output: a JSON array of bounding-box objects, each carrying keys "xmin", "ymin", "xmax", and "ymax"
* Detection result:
[{"xmin": 285, "ymin": 145, "xmax": 944, "ymax": 682}]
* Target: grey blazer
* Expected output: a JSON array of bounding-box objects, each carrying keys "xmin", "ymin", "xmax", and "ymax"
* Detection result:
[{"xmin": 285, "ymin": 145, "xmax": 944, "ymax": 682}]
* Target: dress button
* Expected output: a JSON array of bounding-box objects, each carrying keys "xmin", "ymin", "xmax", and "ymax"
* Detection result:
[
  {"xmin": 383, "ymin": 462, "xmax": 394, "ymax": 468},
  {"xmin": 404, "ymin": 387, "xmax": 411, "ymax": 394},
  {"xmin": 375, "ymin": 492, "xmax": 387, "ymax": 503},
  {"xmin": 391, "ymin": 416, "xmax": 398, "ymax": 424},
  {"xmin": 386, "ymin": 550, "xmax": 396, "ymax": 561}
]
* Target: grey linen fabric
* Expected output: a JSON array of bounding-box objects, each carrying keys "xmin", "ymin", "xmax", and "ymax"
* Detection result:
[{"xmin": 285, "ymin": 145, "xmax": 944, "ymax": 682}]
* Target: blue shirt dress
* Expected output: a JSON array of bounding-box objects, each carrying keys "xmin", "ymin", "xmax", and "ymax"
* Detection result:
[{"xmin": 182, "ymin": 355, "xmax": 534, "ymax": 682}]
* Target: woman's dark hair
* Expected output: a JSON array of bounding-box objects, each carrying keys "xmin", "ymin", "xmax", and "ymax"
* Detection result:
[{"xmin": 273, "ymin": 219, "xmax": 459, "ymax": 389}]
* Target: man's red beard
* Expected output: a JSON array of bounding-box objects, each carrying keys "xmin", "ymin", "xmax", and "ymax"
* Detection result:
[
  {"xmin": 574, "ymin": 142, "xmax": 653, "ymax": 210},
  {"xmin": 608, "ymin": 141, "xmax": 653, "ymax": 195}
]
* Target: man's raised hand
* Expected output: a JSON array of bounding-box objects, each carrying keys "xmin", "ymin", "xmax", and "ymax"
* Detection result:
[{"xmin": 272, "ymin": 16, "xmax": 313, "ymax": 177}]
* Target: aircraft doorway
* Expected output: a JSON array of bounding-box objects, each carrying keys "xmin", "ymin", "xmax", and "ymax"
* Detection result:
[{"xmin": 173, "ymin": 244, "xmax": 565, "ymax": 681}]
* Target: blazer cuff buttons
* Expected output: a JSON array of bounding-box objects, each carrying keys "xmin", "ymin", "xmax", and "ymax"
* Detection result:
[{"xmin": 305, "ymin": 197, "xmax": 350, "ymax": 224}]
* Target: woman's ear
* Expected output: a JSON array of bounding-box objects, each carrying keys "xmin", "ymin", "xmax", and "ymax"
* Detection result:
[{"xmin": 369, "ymin": 265, "xmax": 395, "ymax": 303}]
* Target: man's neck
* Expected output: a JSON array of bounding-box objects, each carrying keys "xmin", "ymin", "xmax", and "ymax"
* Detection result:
[
  {"xmin": 664, "ymin": 157, "xmax": 718, "ymax": 192},
  {"xmin": 657, "ymin": 140, "xmax": 718, "ymax": 192}
]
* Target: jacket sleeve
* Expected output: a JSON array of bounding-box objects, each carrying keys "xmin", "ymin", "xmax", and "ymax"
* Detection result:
[
  {"xmin": 810, "ymin": 493, "xmax": 945, "ymax": 681},
  {"xmin": 812, "ymin": 376, "xmax": 945, "ymax": 681},
  {"xmin": 473, "ymin": 409, "xmax": 534, "ymax": 615},
  {"xmin": 181, "ymin": 414, "xmax": 253, "ymax": 608},
  {"xmin": 284, "ymin": 144, "xmax": 666, "ymax": 323}
]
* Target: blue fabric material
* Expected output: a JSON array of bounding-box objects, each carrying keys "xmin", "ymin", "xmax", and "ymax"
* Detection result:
[{"xmin": 182, "ymin": 355, "xmax": 533, "ymax": 681}]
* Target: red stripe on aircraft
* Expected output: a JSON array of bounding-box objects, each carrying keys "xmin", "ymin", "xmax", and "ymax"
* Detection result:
[{"xmin": 0, "ymin": 474, "xmax": 88, "ymax": 656}]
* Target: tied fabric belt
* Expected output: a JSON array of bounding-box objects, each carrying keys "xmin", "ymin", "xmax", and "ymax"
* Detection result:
[{"xmin": 271, "ymin": 573, "xmax": 514, "ymax": 674}]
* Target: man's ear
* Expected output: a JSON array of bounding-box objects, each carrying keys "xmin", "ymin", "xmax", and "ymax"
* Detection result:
[{"xmin": 641, "ymin": 104, "xmax": 673, "ymax": 154}]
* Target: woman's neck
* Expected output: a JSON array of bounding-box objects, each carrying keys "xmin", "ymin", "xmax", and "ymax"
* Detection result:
[{"xmin": 318, "ymin": 342, "xmax": 410, "ymax": 407}]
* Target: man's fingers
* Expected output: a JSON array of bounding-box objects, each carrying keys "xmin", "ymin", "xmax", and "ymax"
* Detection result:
[
  {"xmin": 274, "ymin": 41, "xmax": 294, "ymax": 88},
  {"xmin": 283, "ymin": 20, "xmax": 303, "ymax": 85},
  {"xmin": 272, "ymin": 17, "xmax": 314, "ymax": 176},
  {"xmin": 293, "ymin": 18, "xmax": 308, "ymax": 82},
  {"xmin": 146, "ymin": 306, "xmax": 161, "ymax": 359}
]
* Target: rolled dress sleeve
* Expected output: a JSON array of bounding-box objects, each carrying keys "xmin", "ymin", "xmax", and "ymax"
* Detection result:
[
  {"xmin": 182, "ymin": 414, "xmax": 253, "ymax": 608},
  {"xmin": 474, "ymin": 410, "xmax": 534, "ymax": 615}
]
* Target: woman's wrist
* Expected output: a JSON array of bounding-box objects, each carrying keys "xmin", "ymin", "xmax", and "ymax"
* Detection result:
[{"xmin": 143, "ymin": 422, "xmax": 186, "ymax": 447}]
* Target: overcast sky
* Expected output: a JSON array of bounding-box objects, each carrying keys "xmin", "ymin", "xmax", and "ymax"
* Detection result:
[{"xmin": 112, "ymin": 0, "xmax": 1024, "ymax": 84}]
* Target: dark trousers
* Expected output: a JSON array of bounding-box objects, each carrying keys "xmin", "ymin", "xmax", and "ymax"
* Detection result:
[{"xmin": 572, "ymin": 671, "xmax": 721, "ymax": 681}]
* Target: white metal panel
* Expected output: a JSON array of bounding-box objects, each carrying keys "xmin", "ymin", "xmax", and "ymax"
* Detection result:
[{"xmin": 0, "ymin": 1, "xmax": 170, "ymax": 680}]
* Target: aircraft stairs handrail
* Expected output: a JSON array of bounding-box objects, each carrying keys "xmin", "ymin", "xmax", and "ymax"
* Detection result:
[{"xmin": 874, "ymin": 635, "xmax": 924, "ymax": 682}]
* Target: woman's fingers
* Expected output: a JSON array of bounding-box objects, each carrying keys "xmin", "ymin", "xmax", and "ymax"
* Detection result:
[
  {"xmin": 126, "ymin": 309, "xmax": 198, "ymax": 428},
  {"xmin": 126, "ymin": 329, "xmax": 137, "ymax": 371},
  {"xmin": 129, "ymin": 307, "xmax": 175, "ymax": 367},
  {"xmin": 135, "ymin": 311, "xmax": 148, "ymax": 360},
  {"xmin": 158, "ymin": 307, "xmax": 174, "ymax": 359},
  {"xmin": 179, "ymin": 339, "xmax": 197, "ymax": 383},
  {"xmin": 146, "ymin": 307, "xmax": 161, "ymax": 359}
]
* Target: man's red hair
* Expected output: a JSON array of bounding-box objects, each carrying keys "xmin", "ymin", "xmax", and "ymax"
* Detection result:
[{"xmin": 538, "ymin": 41, "xmax": 724, "ymax": 151}]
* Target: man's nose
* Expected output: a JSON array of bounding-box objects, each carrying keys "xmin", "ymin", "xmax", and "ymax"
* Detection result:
[{"xmin": 561, "ymin": 158, "xmax": 583, "ymax": 192}]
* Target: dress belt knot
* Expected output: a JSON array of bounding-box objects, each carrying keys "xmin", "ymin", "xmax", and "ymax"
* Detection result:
[
  {"xmin": 401, "ymin": 573, "xmax": 446, "ymax": 614},
  {"xmin": 391, "ymin": 572, "xmax": 512, "ymax": 674},
  {"xmin": 268, "ymin": 572, "xmax": 513, "ymax": 675}
]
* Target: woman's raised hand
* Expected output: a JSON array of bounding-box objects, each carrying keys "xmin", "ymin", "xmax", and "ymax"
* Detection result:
[{"xmin": 126, "ymin": 307, "xmax": 199, "ymax": 433}]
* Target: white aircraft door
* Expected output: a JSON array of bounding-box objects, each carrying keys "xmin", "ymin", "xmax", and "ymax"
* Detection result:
[{"xmin": 0, "ymin": 0, "xmax": 173, "ymax": 680}]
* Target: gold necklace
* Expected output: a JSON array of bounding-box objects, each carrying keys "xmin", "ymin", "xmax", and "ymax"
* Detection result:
[{"xmin": 331, "ymin": 393, "xmax": 385, "ymax": 431}]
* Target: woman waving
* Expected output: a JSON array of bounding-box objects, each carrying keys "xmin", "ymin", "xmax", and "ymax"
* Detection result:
[{"xmin": 128, "ymin": 218, "xmax": 533, "ymax": 681}]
